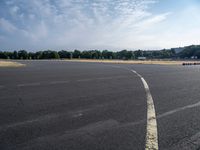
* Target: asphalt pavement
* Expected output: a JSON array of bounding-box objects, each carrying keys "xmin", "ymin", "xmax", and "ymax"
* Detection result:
[{"xmin": 0, "ymin": 60, "xmax": 200, "ymax": 150}]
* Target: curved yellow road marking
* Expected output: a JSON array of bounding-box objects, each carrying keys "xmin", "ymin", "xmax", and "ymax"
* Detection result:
[{"xmin": 131, "ymin": 70, "xmax": 158, "ymax": 150}]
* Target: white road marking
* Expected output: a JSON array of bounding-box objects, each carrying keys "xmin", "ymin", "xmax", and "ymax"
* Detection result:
[
  {"xmin": 15, "ymin": 76, "xmax": 129, "ymax": 87},
  {"xmin": 49, "ymin": 81, "xmax": 69, "ymax": 84},
  {"xmin": 72, "ymin": 112, "xmax": 83, "ymax": 117},
  {"xmin": 96, "ymin": 75, "xmax": 128, "ymax": 80},
  {"xmin": 158, "ymin": 101, "xmax": 200, "ymax": 119},
  {"xmin": 96, "ymin": 77, "xmax": 113, "ymax": 80},
  {"xmin": 77, "ymin": 75, "xmax": 129, "ymax": 82},
  {"xmin": 131, "ymin": 70, "xmax": 158, "ymax": 150},
  {"xmin": 77, "ymin": 79, "xmax": 93, "ymax": 82},
  {"xmin": 78, "ymin": 75, "xmax": 130, "ymax": 82},
  {"xmin": 17, "ymin": 82, "xmax": 41, "ymax": 87}
]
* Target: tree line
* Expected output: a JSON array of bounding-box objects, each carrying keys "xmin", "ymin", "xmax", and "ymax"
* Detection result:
[
  {"xmin": 0, "ymin": 49, "xmax": 177, "ymax": 60},
  {"xmin": 177, "ymin": 45, "xmax": 200, "ymax": 59},
  {"xmin": 0, "ymin": 45, "xmax": 199, "ymax": 60}
]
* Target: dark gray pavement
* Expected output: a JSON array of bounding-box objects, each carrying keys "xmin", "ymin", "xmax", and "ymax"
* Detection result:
[{"xmin": 0, "ymin": 60, "xmax": 200, "ymax": 150}]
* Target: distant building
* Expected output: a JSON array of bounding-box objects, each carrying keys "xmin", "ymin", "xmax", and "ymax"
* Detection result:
[
  {"xmin": 138, "ymin": 57, "xmax": 146, "ymax": 60},
  {"xmin": 191, "ymin": 56, "xmax": 198, "ymax": 59}
]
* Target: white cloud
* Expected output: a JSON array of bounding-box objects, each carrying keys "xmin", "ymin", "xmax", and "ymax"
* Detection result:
[
  {"xmin": 1, "ymin": 0, "xmax": 173, "ymax": 50},
  {"xmin": 22, "ymin": 21, "xmax": 48, "ymax": 42},
  {"xmin": 143, "ymin": 4, "xmax": 200, "ymax": 49},
  {"xmin": 0, "ymin": 35, "xmax": 5, "ymax": 40},
  {"xmin": 135, "ymin": 12, "xmax": 171, "ymax": 31},
  {"xmin": 9, "ymin": 5, "xmax": 19, "ymax": 16},
  {"xmin": 5, "ymin": 0, "xmax": 14, "ymax": 5},
  {"xmin": 0, "ymin": 18, "xmax": 17, "ymax": 32}
]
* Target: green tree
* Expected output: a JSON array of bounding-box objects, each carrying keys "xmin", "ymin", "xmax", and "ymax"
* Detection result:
[
  {"xmin": 58, "ymin": 50, "xmax": 71, "ymax": 59},
  {"xmin": 35, "ymin": 51, "xmax": 43, "ymax": 59},
  {"xmin": 73, "ymin": 50, "xmax": 81, "ymax": 58},
  {"xmin": 18, "ymin": 50, "xmax": 28, "ymax": 59},
  {"xmin": 0, "ymin": 51, "xmax": 7, "ymax": 59},
  {"xmin": 13, "ymin": 51, "xmax": 18, "ymax": 59},
  {"xmin": 41, "ymin": 50, "xmax": 60, "ymax": 59}
]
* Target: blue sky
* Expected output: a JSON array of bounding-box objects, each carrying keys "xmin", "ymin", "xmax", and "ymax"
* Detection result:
[{"xmin": 0, "ymin": 0, "xmax": 200, "ymax": 51}]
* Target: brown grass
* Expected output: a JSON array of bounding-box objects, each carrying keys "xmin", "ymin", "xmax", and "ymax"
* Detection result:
[
  {"xmin": 0, "ymin": 60, "xmax": 25, "ymax": 67},
  {"xmin": 64, "ymin": 59, "xmax": 199, "ymax": 65}
]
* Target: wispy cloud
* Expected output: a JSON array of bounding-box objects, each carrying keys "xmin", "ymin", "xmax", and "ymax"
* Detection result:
[
  {"xmin": 0, "ymin": 0, "xmax": 190, "ymax": 50},
  {"xmin": 0, "ymin": 18, "xmax": 17, "ymax": 33}
]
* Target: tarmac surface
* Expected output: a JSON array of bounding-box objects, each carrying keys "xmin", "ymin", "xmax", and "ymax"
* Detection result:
[{"xmin": 0, "ymin": 60, "xmax": 200, "ymax": 150}]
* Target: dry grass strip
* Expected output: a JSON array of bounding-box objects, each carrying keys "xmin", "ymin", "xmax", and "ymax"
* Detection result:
[
  {"xmin": 0, "ymin": 60, "xmax": 25, "ymax": 67},
  {"xmin": 64, "ymin": 59, "xmax": 199, "ymax": 65}
]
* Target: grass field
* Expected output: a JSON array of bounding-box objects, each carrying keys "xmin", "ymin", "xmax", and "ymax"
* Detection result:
[
  {"xmin": 64, "ymin": 59, "xmax": 200, "ymax": 65},
  {"xmin": 0, "ymin": 60, "xmax": 25, "ymax": 67}
]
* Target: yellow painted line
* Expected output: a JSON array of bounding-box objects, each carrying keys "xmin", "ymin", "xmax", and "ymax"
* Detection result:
[{"xmin": 131, "ymin": 70, "xmax": 158, "ymax": 150}]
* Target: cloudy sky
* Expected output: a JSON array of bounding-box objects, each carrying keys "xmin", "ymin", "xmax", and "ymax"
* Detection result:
[{"xmin": 0, "ymin": 0, "xmax": 200, "ymax": 51}]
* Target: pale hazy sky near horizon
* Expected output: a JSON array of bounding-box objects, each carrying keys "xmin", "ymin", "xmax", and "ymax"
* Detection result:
[{"xmin": 0, "ymin": 0, "xmax": 200, "ymax": 51}]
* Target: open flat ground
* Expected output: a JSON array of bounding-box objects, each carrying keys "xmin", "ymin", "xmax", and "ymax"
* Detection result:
[{"xmin": 0, "ymin": 60, "xmax": 200, "ymax": 150}]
